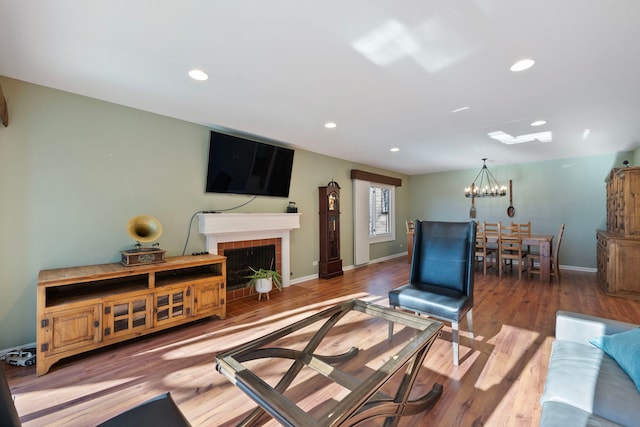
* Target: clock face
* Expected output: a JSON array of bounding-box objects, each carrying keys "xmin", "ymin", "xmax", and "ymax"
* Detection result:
[{"xmin": 328, "ymin": 192, "xmax": 339, "ymax": 211}]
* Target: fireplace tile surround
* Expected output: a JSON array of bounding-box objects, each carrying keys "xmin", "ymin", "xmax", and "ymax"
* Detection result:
[{"xmin": 198, "ymin": 213, "xmax": 301, "ymax": 302}]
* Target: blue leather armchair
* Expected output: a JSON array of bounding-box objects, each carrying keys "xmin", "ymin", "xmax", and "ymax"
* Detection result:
[{"xmin": 389, "ymin": 220, "xmax": 476, "ymax": 366}]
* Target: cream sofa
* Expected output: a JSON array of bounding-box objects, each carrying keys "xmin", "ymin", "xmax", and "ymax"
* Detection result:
[{"xmin": 539, "ymin": 311, "xmax": 640, "ymax": 426}]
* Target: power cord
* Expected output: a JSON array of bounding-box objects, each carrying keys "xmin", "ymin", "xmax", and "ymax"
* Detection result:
[{"xmin": 181, "ymin": 196, "xmax": 258, "ymax": 255}]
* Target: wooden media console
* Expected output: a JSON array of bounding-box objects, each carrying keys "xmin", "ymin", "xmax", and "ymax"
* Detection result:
[{"xmin": 36, "ymin": 254, "xmax": 226, "ymax": 376}]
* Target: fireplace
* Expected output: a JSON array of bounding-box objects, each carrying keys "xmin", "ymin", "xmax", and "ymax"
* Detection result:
[
  {"xmin": 198, "ymin": 213, "xmax": 301, "ymax": 299},
  {"xmin": 221, "ymin": 244, "xmax": 277, "ymax": 290}
]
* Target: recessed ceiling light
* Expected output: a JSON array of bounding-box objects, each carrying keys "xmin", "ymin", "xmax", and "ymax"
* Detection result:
[
  {"xmin": 390, "ymin": 147, "xmax": 399, "ymax": 152},
  {"xmin": 510, "ymin": 59, "xmax": 535, "ymax": 72},
  {"xmin": 531, "ymin": 120, "xmax": 547, "ymax": 126},
  {"xmin": 324, "ymin": 122, "xmax": 337, "ymax": 129},
  {"xmin": 451, "ymin": 106, "xmax": 470, "ymax": 113},
  {"xmin": 188, "ymin": 69, "xmax": 208, "ymax": 81}
]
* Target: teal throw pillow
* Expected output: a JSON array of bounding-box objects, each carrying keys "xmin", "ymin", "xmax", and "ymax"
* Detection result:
[{"xmin": 590, "ymin": 327, "xmax": 640, "ymax": 392}]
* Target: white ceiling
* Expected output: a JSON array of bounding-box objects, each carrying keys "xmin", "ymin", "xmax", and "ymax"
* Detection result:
[{"xmin": 1, "ymin": 0, "xmax": 639, "ymax": 175}]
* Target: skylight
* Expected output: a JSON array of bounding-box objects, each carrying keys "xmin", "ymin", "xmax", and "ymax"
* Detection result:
[{"xmin": 488, "ymin": 130, "xmax": 552, "ymax": 145}]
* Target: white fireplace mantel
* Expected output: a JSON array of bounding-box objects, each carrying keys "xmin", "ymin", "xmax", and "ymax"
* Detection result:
[{"xmin": 197, "ymin": 213, "xmax": 301, "ymax": 287}]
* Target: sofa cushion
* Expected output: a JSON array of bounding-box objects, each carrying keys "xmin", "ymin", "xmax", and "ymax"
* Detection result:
[
  {"xmin": 540, "ymin": 401, "xmax": 623, "ymax": 427},
  {"xmin": 540, "ymin": 341, "xmax": 640, "ymax": 427},
  {"xmin": 590, "ymin": 327, "xmax": 640, "ymax": 392}
]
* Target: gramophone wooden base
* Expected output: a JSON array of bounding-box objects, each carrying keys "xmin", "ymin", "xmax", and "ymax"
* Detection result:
[{"xmin": 120, "ymin": 249, "xmax": 166, "ymax": 266}]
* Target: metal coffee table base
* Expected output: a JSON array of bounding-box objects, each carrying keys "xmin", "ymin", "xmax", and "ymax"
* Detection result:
[{"xmin": 216, "ymin": 299, "xmax": 443, "ymax": 427}]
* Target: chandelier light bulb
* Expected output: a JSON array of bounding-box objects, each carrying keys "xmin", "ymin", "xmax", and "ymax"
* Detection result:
[{"xmin": 464, "ymin": 159, "xmax": 507, "ymax": 198}]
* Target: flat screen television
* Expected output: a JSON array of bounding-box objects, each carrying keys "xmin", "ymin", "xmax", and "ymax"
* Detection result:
[{"xmin": 205, "ymin": 130, "xmax": 295, "ymax": 197}]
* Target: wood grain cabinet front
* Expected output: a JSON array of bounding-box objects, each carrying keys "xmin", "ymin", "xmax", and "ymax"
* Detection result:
[
  {"xmin": 598, "ymin": 233, "xmax": 640, "ymax": 298},
  {"xmin": 154, "ymin": 287, "xmax": 190, "ymax": 326},
  {"xmin": 598, "ymin": 165, "xmax": 640, "ymax": 299},
  {"xmin": 40, "ymin": 305, "xmax": 102, "ymax": 356},
  {"xmin": 103, "ymin": 294, "xmax": 152, "ymax": 340},
  {"xmin": 37, "ymin": 255, "xmax": 226, "ymax": 375},
  {"xmin": 192, "ymin": 280, "xmax": 225, "ymax": 317}
]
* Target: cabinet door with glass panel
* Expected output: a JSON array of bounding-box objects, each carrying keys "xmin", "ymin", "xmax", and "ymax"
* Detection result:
[
  {"xmin": 103, "ymin": 294, "xmax": 152, "ymax": 340},
  {"xmin": 154, "ymin": 287, "xmax": 190, "ymax": 326}
]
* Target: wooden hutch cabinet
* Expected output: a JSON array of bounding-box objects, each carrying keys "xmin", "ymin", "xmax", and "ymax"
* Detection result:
[
  {"xmin": 37, "ymin": 254, "xmax": 226, "ymax": 375},
  {"xmin": 597, "ymin": 166, "xmax": 640, "ymax": 299}
]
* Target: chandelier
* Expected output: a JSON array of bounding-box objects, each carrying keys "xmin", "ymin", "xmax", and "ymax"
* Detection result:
[{"xmin": 464, "ymin": 158, "xmax": 507, "ymax": 198}]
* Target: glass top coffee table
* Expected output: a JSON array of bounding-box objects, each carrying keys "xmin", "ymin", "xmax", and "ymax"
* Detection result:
[{"xmin": 215, "ymin": 299, "xmax": 443, "ymax": 426}]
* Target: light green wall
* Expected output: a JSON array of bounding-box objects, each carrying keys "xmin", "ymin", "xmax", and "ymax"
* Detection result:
[
  {"xmin": 408, "ymin": 153, "xmax": 630, "ymax": 269},
  {"xmin": 0, "ymin": 76, "xmax": 408, "ymax": 349}
]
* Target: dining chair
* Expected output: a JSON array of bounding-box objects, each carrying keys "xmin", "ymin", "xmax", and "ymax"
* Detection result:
[
  {"xmin": 475, "ymin": 222, "xmax": 495, "ymax": 275},
  {"xmin": 484, "ymin": 222, "xmax": 499, "ymax": 234},
  {"xmin": 512, "ymin": 221, "xmax": 532, "ymax": 253},
  {"xmin": 406, "ymin": 220, "xmax": 415, "ymax": 263},
  {"xmin": 388, "ymin": 220, "xmax": 476, "ymax": 366},
  {"xmin": 499, "ymin": 223, "xmax": 528, "ymax": 279},
  {"xmin": 406, "ymin": 220, "xmax": 415, "ymax": 232},
  {"xmin": 483, "ymin": 221, "xmax": 500, "ymax": 252},
  {"xmin": 529, "ymin": 223, "xmax": 565, "ymax": 282},
  {"xmin": 511, "ymin": 221, "xmax": 531, "ymax": 236}
]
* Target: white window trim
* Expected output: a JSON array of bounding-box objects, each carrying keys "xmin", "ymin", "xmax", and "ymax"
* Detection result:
[
  {"xmin": 369, "ymin": 183, "xmax": 396, "ymax": 244},
  {"xmin": 353, "ymin": 179, "xmax": 370, "ymax": 265}
]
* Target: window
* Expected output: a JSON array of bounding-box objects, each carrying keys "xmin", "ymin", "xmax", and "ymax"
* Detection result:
[
  {"xmin": 369, "ymin": 183, "xmax": 395, "ymax": 243},
  {"xmin": 351, "ymin": 170, "xmax": 402, "ymax": 265}
]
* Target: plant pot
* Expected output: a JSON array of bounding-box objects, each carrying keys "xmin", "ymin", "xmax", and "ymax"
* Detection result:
[{"xmin": 255, "ymin": 278, "xmax": 273, "ymax": 300}]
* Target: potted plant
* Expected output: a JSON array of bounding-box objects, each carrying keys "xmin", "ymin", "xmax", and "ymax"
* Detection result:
[{"xmin": 245, "ymin": 267, "xmax": 282, "ymax": 299}]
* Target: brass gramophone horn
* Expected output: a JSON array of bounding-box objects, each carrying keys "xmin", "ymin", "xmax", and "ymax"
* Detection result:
[{"xmin": 127, "ymin": 215, "xmax": 163, "ymax": 243}]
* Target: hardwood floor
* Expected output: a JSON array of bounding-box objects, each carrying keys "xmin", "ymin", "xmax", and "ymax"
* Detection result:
[{"xmin": 5, "ymin": 257, "xmax": 640, "ymax": 426}]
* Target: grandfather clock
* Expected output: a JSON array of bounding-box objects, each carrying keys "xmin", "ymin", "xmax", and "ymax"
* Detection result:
[{"xmin": 319, "ymin": 180, "xmax": 343, "ymax": 278}]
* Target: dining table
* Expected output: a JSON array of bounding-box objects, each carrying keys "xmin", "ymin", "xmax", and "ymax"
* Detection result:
[{"xmin": 484, "ymin": 233, "xmax": 554, "ymax": 282}]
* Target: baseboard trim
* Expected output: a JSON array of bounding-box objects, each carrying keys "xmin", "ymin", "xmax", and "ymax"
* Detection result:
[{"xmin": 289, "ymin": 252, "xmax": 406, "ymax": 286}]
